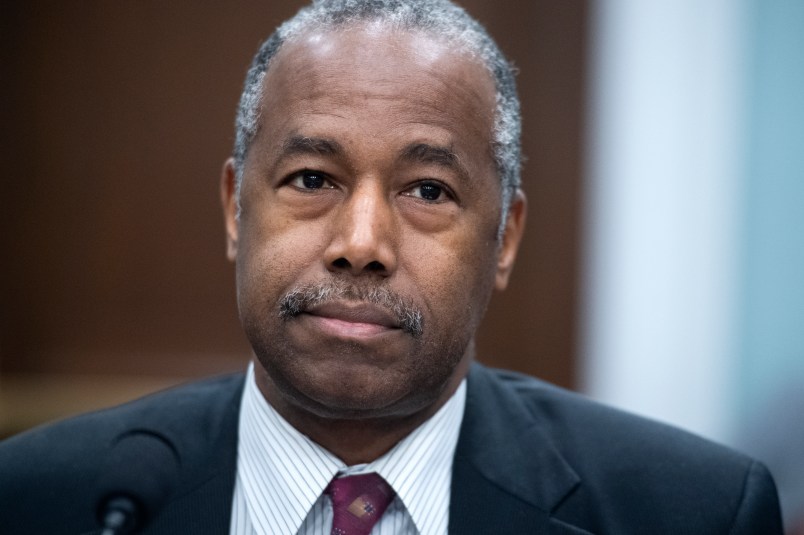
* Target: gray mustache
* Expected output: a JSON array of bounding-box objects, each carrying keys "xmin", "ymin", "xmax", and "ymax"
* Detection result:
[{"xmin": 278, "ymin": 281, "xmax": 424, "ymax": 338}]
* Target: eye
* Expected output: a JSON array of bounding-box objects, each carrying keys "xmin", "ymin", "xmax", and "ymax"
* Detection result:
[
  {"xmin": 403, "ymin": 181, "xmax": 451, "ymax": 203},
  {"xmin": 287, "ymin": 170, "xmax": 335, "ymax": 190}
]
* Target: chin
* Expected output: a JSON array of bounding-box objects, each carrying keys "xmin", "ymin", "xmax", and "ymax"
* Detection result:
[
  {"xmin": 250, "ymin": 318, "xmax": 472, "ymax": 421},
  {"xmin": 294, "ymin": 363, "xmax": 432, "ymax": 419},
  {"xmin": 264, "ymin": 352, "xmax": 451, "ymax": 421}
]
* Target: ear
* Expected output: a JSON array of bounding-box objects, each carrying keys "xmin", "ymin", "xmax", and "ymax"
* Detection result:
[
  {"xmin": 495, "ymin": 189, "xmax": 527, "ymax": 291},
  {"xmin": 220, "ymin": 157, "xmax": 239, "ymax": 261}
]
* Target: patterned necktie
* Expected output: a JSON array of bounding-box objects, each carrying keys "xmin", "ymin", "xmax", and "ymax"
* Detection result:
[{"xmin": 326, "ymin": 472, "xmax": 396, "ymax": 535}]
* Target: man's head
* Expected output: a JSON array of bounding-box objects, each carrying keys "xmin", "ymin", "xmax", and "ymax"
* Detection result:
[{"xmin": 220, "ymin": 0, "xmax": 526, "ymax": 431}]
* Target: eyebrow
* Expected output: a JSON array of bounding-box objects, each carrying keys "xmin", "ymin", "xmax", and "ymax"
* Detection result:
[
  {"xmin": 281, "ymin": 135, "xmax": 344, "ymax": 158},
  {"xmin": 399, "ymin": 143, "xmax": 469, "ymax": 180}
]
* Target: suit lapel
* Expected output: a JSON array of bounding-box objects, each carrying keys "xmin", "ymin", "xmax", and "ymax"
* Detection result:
[{"xmin": 449, "ymin": 364, "xmax": 591, "ymax": 535}]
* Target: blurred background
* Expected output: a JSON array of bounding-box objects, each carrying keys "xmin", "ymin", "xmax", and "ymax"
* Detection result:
[{"xmin": 1, "ymin": 0, "xmax": 802, "ymax": 530}]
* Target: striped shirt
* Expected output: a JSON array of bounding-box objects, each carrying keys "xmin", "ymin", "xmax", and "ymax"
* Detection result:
[{"xmin": 230, "ymin": 363, "xmax": 467, "ymax": 535}]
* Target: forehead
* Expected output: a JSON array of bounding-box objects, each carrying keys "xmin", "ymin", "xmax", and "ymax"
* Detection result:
[{"xmin": 255, "ymin": 25, "xmax": 498, "ymax": 161}]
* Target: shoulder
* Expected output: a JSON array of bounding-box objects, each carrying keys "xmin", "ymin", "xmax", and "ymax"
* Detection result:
[
  {"xmin": 0, "ymin": 373, "xmax": 245, "ymax": 534},
  {"xmin": 471, "ymin": 363, "xmax": 744, "ymax": 468},
  {"xmin": 464, "ymin": 364, "xmax": 783, "ymax": 533},
  {"xmin": 0, "ymin": 372, "xmax": 244, "ymax": 458}
]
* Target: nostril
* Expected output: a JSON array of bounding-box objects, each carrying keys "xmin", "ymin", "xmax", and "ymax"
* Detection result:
[
  {"xmin": 332, "ymin": 257, "xmax": 351, "ymax": 269},
  {"xmin": 366, "ymin": 261, "xmax": 385, "ymax": 272}
]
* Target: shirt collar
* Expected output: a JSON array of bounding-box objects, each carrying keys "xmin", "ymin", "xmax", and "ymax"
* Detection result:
[{"xmin": 237, "ymin": 362, "xmax": 467, "ymax": 535}]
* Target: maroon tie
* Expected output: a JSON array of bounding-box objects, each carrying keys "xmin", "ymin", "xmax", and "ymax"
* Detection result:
[{"xmin": 326, "ymin": 472, "xmax": 396, "ymax": 535}]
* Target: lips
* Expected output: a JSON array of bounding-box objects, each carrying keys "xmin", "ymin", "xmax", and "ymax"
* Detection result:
[{"xmin": 301, "ymin": 301, "xmax": 401, "ymax": 338}]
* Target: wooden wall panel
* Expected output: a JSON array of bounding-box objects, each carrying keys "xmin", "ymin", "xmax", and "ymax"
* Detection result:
[{"xmin": 464, "ymin": 1, "xmax": 588, "ymax": 389}]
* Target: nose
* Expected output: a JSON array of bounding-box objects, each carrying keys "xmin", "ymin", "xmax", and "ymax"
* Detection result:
[{"xmin": 324, "ymin": 181, "xmax": 397, "ymax": 277}]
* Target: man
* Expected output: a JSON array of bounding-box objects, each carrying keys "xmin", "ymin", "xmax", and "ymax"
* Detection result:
[{"xmin": 0, "ymin": 0, "xmax": 783, "ymax": 533}]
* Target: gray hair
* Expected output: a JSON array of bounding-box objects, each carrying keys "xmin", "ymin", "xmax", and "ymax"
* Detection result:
[{"xmin": 232, "ymin": 0, "xmax": 521, "ymax": 228}]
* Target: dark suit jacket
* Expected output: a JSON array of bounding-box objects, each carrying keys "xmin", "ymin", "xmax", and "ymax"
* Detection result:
[{"xmin": 0, "ymin": 364, "xmax": 783, "ymax": 534}]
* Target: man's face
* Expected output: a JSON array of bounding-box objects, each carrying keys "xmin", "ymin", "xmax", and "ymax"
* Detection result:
[{"xmin": 222, "ymin": 26, "xmax": 525, "ymax": 422}]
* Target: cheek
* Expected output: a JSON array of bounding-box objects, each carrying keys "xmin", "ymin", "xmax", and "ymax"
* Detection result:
[
  {"xmin": 402, "ymin": 224, "xmax": 499, "ymax": 332},
  {"xmin": 236, "ymin": 214, "xmax": 330, "ymax": 302}
]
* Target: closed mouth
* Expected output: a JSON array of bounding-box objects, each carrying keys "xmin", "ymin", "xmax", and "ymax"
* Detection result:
[{"xmin": 304, "ymin": 301, "xmax": 400, "ymax": 330}]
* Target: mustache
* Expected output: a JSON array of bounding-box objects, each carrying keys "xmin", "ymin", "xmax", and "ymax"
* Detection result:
[{"xmin": 278, "ymin": 280, "xmax": 424, "ymax": 338}]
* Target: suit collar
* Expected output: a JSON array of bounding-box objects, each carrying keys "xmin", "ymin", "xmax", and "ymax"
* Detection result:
[{"xmin": 449, "ymin": 364, "xmax": 590, "ymax": 534}]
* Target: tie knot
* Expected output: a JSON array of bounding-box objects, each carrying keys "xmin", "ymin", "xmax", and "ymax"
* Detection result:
[{"xmin": 326, "ymin": 472, "xmax": 396, "ymax": 535}]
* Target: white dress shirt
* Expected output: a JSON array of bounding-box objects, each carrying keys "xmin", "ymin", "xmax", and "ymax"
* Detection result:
[{"xmin": 230, "ymin": 363, "xmax": 467, "ymax": 535}]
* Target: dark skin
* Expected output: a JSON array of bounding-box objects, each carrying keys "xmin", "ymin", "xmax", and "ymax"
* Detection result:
[{"xmin": 221, "ymin": 27, "xmax": 526, "ymax": 465}]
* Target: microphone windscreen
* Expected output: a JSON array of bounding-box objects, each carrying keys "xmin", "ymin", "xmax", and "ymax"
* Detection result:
[{"xmin": 95, "ymin": 430, "xmax": 181, "ymax": 531}]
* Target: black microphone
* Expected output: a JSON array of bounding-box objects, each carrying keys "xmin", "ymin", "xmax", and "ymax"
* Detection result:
[{"xmin": 95, "ymin": 430, "xmax": 181, "ymax": 535}]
